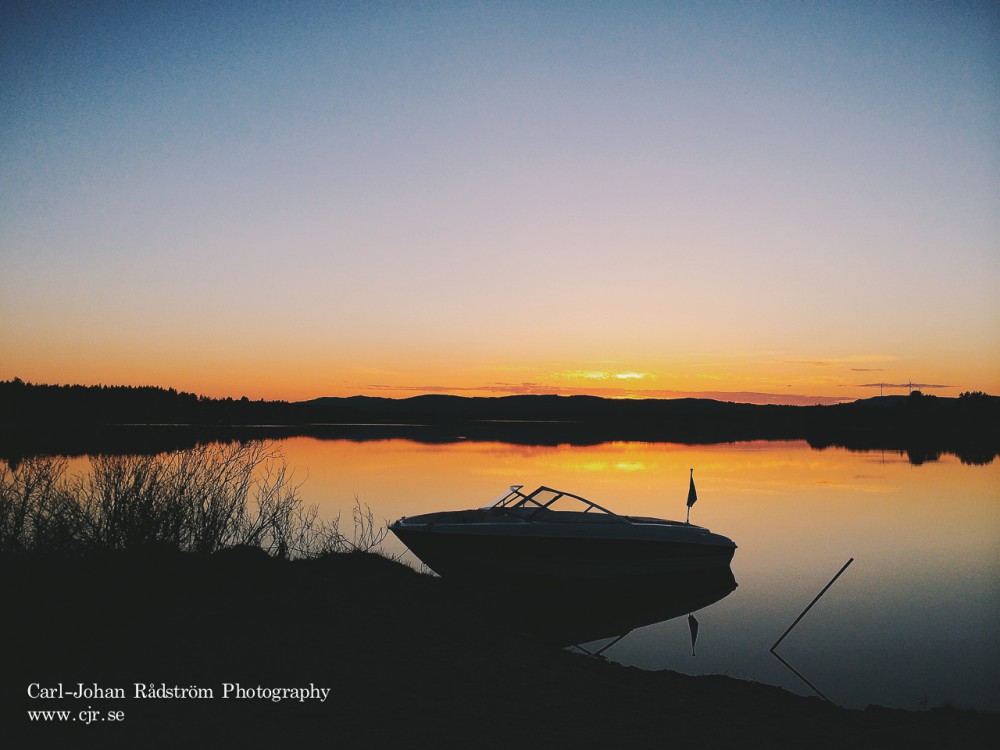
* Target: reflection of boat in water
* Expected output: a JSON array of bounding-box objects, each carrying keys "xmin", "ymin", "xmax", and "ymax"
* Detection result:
[
  {"xmin": 495, "ymin": 564, "xmax": 739, "ymax": 650},
  {"xmin": 390, "ymin": 485, "xmax": 737, "ymax": 582}
]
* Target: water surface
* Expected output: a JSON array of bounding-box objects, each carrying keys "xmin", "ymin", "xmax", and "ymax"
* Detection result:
[{"xmin": 69, "ymin": 437, "xmax": 1000, "ymax": 710}]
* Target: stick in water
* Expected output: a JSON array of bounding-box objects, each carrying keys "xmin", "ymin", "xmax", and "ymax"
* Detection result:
[{"xmin": 770, "ymin": 558, "xmax": 855, "ymax": 653}]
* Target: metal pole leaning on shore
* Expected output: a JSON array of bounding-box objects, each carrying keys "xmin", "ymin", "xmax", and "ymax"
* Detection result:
[{"xmin": 769, "ymin": 557, "xmax": 855, "ymax": 654}]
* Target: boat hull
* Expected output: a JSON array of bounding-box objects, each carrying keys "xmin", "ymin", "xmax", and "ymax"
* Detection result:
[{"xmin": 391, "ymin": 522, "xmax": 736, "ymax": 582}]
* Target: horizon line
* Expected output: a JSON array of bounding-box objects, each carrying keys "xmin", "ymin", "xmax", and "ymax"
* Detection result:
[{"xmin": 6, "ymin": 377, "xmax": 982, "ymax": 407}]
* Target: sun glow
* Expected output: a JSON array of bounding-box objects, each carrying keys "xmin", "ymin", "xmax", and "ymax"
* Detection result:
[{"xmin": 558, "ymin": 370, "xmax": 653, "ymax": 381}]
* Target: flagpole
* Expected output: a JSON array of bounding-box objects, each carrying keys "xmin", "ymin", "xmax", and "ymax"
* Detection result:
[{"xmin": 686, "ymin": 468, "xmax": 696, "ymax": 525}]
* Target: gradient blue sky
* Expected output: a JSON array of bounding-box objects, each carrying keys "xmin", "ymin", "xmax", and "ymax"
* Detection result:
[{"xmin": 2, "ymin": 1, "xmax": 998, "ymax": 403}]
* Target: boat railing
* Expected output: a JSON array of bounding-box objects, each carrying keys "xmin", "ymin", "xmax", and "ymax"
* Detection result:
[{"xmin": 483, "ymin": 485, "xmax": 630, "ymax": 523}]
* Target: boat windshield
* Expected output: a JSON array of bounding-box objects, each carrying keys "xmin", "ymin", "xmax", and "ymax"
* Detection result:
[{"xmin": 482, "ymin": 485, "xmax": 624, "ymax": 519}]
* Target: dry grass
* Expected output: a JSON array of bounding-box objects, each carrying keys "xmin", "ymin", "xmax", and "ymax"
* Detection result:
[{"xmin": 0, "ymin": 442, "xmax": 361, "ymax": 558}]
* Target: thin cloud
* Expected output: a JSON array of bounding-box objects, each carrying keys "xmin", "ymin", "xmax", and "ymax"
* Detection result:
[
  {"xmin": 851, "ymin": 368, "xmax": 885, "ymax": 372},
  {"xmin": 559, "ymin": 371, "xmax": 614, "ymax": 380},
  {"xmin": 556, "ymin": 370, "xmax": 654, "ymax": 381}
]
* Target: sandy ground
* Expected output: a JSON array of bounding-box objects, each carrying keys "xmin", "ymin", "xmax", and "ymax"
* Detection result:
[{"xmin": 3, "ymin": 550, "xmax": 996, "ymax": 749}]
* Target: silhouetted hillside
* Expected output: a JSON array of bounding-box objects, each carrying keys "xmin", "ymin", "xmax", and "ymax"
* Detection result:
[{"xmin": 2, "ymin": 379, "xmax": 997, "ymax": 465}]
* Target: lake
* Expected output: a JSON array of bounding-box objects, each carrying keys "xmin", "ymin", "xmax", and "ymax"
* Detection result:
[{"xmin": 70, "ymin": 435, "xmax": 1000, "ymax": 711}]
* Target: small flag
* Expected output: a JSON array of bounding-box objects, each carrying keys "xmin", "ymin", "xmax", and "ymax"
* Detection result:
[{"xmin": 687, "ymin": 468, "xmax": 698, "ymax": 509}]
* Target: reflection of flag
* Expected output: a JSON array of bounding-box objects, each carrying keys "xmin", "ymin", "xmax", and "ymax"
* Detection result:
[
  {"xmin": 688, "ymin": 613, "xmax": 699, "ymax": 656},
  {"xmin": 687, "ymin": 469, "xmax": 698, "ymax": 509}
]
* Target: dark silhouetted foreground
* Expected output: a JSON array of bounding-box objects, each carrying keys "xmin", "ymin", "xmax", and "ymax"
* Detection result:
[{"xmin": 2, "ymin": 551, "xmax": 995, "ymax": 749}]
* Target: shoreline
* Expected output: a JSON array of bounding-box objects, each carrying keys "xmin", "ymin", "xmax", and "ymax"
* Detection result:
[
  {"xmin": 3, "ymin": 550, "xmax": 995, "ymax": 748},
  {"xmin": 3, "ymin": 384, "xmax": 998, "ymax": 468},
  {"xmin": 3, "ymin": 420, "xmax": 996, "ymax": 468}
]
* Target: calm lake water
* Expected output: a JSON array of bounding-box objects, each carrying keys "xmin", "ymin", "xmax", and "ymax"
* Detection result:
[{"xmin": 72, "ymin": 436, "xmax": 1000, "ymax": 711}]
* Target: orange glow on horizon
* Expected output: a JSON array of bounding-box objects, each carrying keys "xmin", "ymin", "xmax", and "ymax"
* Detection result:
[
  {"xmin": 4, "ymin": 313, "xmax": 996, "ymax": 405},
  {"xmin": 6, "ymin": 353, "xmax": 995, "ymax": 406}
]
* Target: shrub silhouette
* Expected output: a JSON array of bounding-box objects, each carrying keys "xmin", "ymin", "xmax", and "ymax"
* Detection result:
[{"xmin": 0, "ymin": 442, "xmax": 347, "ymax": 558}]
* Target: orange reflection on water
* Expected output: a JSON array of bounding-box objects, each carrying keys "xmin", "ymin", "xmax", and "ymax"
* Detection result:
[
  {"xmin": 275, "ymin": 437, "xmax": 999, "ymax": 582},
  {"xmin": 57, "ymin": 437, "xmax": 998, "ymax": 588}
]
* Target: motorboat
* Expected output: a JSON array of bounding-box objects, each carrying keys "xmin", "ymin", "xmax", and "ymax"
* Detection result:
[{"xmin": 389, "ymin": 484, "xmax": 737, "ymax": 582}]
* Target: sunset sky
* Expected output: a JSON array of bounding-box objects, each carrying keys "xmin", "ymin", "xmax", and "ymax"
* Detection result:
[{"xmin": 2, "ymin": 1, "xmax": 997, "ymax": 404}]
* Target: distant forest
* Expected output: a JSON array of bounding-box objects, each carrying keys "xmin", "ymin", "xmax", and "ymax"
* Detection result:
[
  {"xmin": 1, "ymin": 378, "xmax": 997, "ymax": 465},
  {"xmin": 0, "ymin": 378, "xmax": 292, "ymax": 425}
]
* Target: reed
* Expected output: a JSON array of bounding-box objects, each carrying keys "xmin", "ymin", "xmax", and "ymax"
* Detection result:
[{"xmin": 0, "ymin": 443, "xmax": 350, "ymax": 558}]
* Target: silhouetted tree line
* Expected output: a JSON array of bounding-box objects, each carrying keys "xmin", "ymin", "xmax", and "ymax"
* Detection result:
[
  {"xmin": 2, "ymin": 379, "xmax": 997, "ymax": 465},
  {"xmin": 0, "ymin": 377, "xmax": 295, "ymax": 425}
]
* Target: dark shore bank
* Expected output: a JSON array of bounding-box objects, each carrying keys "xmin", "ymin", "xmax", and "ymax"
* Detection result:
[
  {"xmin": 3, "ymin": 551, "xmax": 995, "ymax": 749},
  {"xmin": 3, "ymin": 380, "xmax": 998, "ymax": 466}
]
